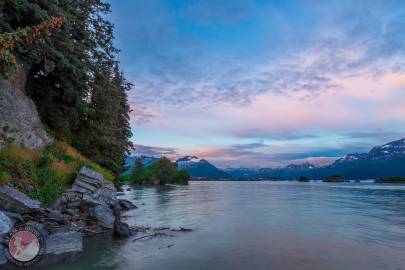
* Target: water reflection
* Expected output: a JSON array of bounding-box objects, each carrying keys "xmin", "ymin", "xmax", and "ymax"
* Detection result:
[{"xmin": 38, "ymin": 182, "xmax": 405, "ymax": 270}]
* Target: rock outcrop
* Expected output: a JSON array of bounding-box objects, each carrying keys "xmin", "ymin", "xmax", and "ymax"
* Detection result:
[
  {"xmin": 45, "ymin": 230, "xmax": 83, "ymax": 257},
  {"xmin": 0, "ymin": 184, "xmax": 42, "ymax": 214},
  {"xmin": 0, "ymin": 167, "xmax": 133, "ymax": 268},
  {"xmin": 0, "ymin": 211, "xmax": 13, "ymax": 236},
  {"xmin": 0, "ymin": 68, "xmax": 52, "ymax": 149},
  {"xmin": 55, "ymin": 167, "xmax": 119, "ymax": 230}
]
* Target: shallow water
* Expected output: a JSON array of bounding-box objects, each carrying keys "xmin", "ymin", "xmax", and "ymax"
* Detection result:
[{"xmin": 39, "ymin": 181, "xmax": 405, "ymax": 270}]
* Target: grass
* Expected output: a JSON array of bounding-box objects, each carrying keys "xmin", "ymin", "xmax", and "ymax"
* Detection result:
[{"xmin": 0, "ymin": 141, "xmax": 115, "ymax": 204}]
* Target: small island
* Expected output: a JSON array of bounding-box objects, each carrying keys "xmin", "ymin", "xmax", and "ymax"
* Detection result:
[
  {"xmin": 125, "ymin": 156, "xmax": 190, "ymax": 185},
  {"xmin": 298, "ymin": 176, "xmax": 310, "ymax": 182},
  {"xmin": 374, "ymin": 177, "xmax": 405, "ymax": 184},
  {"xmin": 323, "ymin": 175, "xmax": 345, "ymax": 183}
]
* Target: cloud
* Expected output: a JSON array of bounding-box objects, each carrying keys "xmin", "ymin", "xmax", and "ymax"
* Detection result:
[
  {"xmin": 132, "ymin": 144, "xmax": 178, "ymax": 157},
  {"xmin": 109, "ymin": 0, "xmax": 405, "ymax": 167},
  {"xmin": 342, "ymin": 131, "xmax": 405, "ymax": 141},
  {"xmin": 115, "ymin": 0, "xmax": 405, "ymax": 112},
  {"xmin": 189, "ymin": 142, "xmax": 367, "ymax": 168}
]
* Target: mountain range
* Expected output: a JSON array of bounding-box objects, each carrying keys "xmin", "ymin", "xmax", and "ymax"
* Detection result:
[
  {"xmin": 226, "ymin": 138, "xmax": 405, "ymax": 180},
  {"xmin": 124, "ymin": 155, "xmax": 230, "ymax": 179},
  {"xmin": 176, "ymin": 156, "xmax": 231, "ymax": 179},
  {"xmin": 125, "ymin": 138, "xmax": 405, "ymax": 180}
]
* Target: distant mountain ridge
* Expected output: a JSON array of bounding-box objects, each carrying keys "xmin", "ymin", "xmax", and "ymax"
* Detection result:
[
  {"xmin": 176, "ymin": 156, "xmax": 231, "ymax": 179},
  {"xmin": 226, "ymin": 138, "xmax": 405, "ymax": 180},
  {"xmin": 124, "ymin": 155, "xmax": 159, "ymax": 175},
  {"xmin": 124, "ymin": 154, "xmax": 230, "ymax": 179},
  {"xmin": 124, "ymin": 138, "xmax": 405, "ymax": 180}
]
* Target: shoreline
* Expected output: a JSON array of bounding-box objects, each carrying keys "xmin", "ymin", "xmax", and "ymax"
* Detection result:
[{"xmin": 0, "ymin": 167, "xmax": 136, "ymax": 269}]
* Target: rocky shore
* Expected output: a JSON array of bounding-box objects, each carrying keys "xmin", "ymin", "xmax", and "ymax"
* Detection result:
[{"xmin": 0, "ymin": 166, "xmax": 136, "ymax": 268}]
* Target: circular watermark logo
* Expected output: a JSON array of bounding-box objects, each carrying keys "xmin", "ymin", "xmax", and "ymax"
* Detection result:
[{"xmin": 4, "ymin": 225, "xmax": 45, "ymax": 267}]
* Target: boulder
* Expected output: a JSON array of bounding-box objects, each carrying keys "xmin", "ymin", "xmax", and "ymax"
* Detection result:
[
  {"xmin": 0, "ymin": 184, "xmax": 42, "ymax": 214},
  {"xmin": 42, "ymin": 230, "xmax": 83, "ymax": 264},
  {"xmin": 2, "ymin": 211, "xmax": 23, "ymax": 224},
  {"xmin": 99, "ymin": 182, "xmax": 117, "ymax": 207},
  {"xmin": 80, "ymin": 194, "xmax": 103, "ymax": 207},
  {"xmin": 0, "ymin": 211, "xmax": 13, "ymax": 236},
  {"xmin": 113, "ymin": 221, "xmax": 131, "ymax": 239},
  {"xmin": 118, "ymin": 199, "xmax": 137, "ymax": 211},
  {"xmin": 88, "ymin": 205, "xmax": 115, "ymax": 229},
  {"xmin": 0, "ymin": 68, "xmax": 52, "ymax": 150},
  {"xmin": 71, "ymin": 167, "xmax": 103, "ymax": 194}
]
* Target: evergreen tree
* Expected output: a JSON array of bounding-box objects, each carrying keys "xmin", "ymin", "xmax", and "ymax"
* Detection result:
[
  {"xmin": 133, "ymin": 158, "xmax": 144, "ymax": 175},
  {"xmin": 155, "ymin": 157, "xmax": 175, "ymax": 185},
  {"xmin": 0, "ymin": 0, "xmax": 133, "ymax": 173},
  {"xmin": 76, "ymin": 63, "xmax": 132, "ymax": 174}
]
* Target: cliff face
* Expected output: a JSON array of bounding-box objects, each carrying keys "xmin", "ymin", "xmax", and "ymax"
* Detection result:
[{"xmin": 0, "ymin": 68, "xmax": 52, "ymax": 149}]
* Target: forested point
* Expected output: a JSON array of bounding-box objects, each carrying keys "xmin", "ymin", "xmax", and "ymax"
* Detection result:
[{"xmin": 0, "ymin": 0, "xmax": 132, "ymax": 174}]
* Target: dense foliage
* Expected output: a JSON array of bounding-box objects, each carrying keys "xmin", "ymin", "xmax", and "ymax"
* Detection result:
[
  {"xmin": 298, "ymin": 176, "xmax": 309, "ymax": 182},
  {"xmin": 0, "ymin": 0, "xmax": 132, "ymax": 174},
  {"xmin": 375, "ymin": 177, "xmax": 405, "ymax": 183},
  {"xmin": 130, "ymin": 157, "xmax": 190, "ymax": 185},
  {"xmin": 0, "ymin": 141, "xmax": 114, "ymax": 204}
]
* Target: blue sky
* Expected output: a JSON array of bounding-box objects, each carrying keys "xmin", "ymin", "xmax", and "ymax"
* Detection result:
[{"xmin": 108, "ymin": 0, "xmax": 405, "ymax": 168}]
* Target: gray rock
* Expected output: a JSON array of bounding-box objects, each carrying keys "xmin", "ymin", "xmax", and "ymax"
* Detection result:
[
  {"xmin": 88, "ymin": 224, "xmax": 105, "ymax": 234},
  {"xmin": 114, "ymin": 221, "xmax": 131, "ymax": 239},
  {"xmin": 0, "ymin": 184, "xmax": 42, "ymax": 214},
  {"xmin": 43, "ymin": 230, "xmax": 83, "ymax": 263},
  {"xmin": 46, "ymin": 209, "xmax": 65, "ymax": 224},
  {"xmin": 113, "ymin": 203, "xmax": 122, "ymax": 218},
  {"xmin": 118, "ymin": 199, "xmax": 137, "ymax": 211},
  {"xmin": 0, "ymin": 211, "xmax": 13, "ymax": 236},
  {"xmin": 80, "ymin": 194, "xmax": 103, "ymax": 207},
  {"xmin": 0, "ymin": 246, "xmax": 7, "ymax": 266},
  {"xmin": 88, "ymin": 205, "xmax": 115, "ymax": 229},
  {"xmin": 2, "ymin": 211, "xmax": 23, "ymax": 224},
  {"xmin": 98, "ymin": 182, "xmax": 117, "ymax": 207},
  {"xmin": 71, "ymin": 167, "xmax": 103, "ymax": 194},
  {"xmin": 63, "ymin": 208, "xmax": 80, "ymax": 217},
  {"xmin": 0, "ymin": 67, "xmax": 52, "ymax": 150},
  {"xmin": 69, "ymin": 220, "xmax": 87, "ymax": 232}
]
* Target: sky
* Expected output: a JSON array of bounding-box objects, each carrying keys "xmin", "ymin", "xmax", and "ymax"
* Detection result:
[{"xmin": 108, "ymin": 0, "xmax": 405, "ymax": 168}]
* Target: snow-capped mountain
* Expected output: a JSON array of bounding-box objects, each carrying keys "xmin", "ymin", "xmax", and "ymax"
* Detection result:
[
  {"xmin": 227, "ymin": 138, "xmax": 405, "ymax": 180},
  {"xmin": 175, "ymin": 156, "xmax": 231, "ymax": 179},
  {"xmin": 368, "ymin": 138, "xmax": 405, "ymax": 159},
  {"xmin": 226, "ymin": 163, "xmax": 318, "ymax": 179},
  {"xmin": 333, "ymin": 153, "xmax": 368, "ymax": 164},
  {"xmin": 176, "ymin": 156, "xmax": 203, "ymax": 169},
  {"xmin": 285, "ymin": 162, "xmax": 316, "ymax": 170}
]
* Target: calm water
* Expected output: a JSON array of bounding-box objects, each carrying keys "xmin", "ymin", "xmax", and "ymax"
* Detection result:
[{"xmin": 40, "ymin": 181, "xmax": 405, "ymax": 270}]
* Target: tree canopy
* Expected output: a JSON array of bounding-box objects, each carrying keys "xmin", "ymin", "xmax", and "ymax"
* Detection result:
[
  {"xmin": 0, "ymin": 0, "xmax": 132, "ymax": 174},
  {"xmin": 131, "ymin": 157, "xmax": 190, "ymax": 185}
]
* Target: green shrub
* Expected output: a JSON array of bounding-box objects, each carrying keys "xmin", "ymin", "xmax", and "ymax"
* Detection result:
[
  {"xmin": 129, "ymin": 157, "xmax": 189, "ymax": 185},
  {"xmin": 0, "ymin": 171, "xmax": 11, "ymax": 186},
  {"xmin": 0, "ymin": 141, "xmax": 115, "ymax": 204}
]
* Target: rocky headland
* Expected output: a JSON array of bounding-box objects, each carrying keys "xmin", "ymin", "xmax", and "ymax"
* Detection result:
[{"xmin": 0, "ymin": 166, "xmax": 136, "ymax": 268}]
